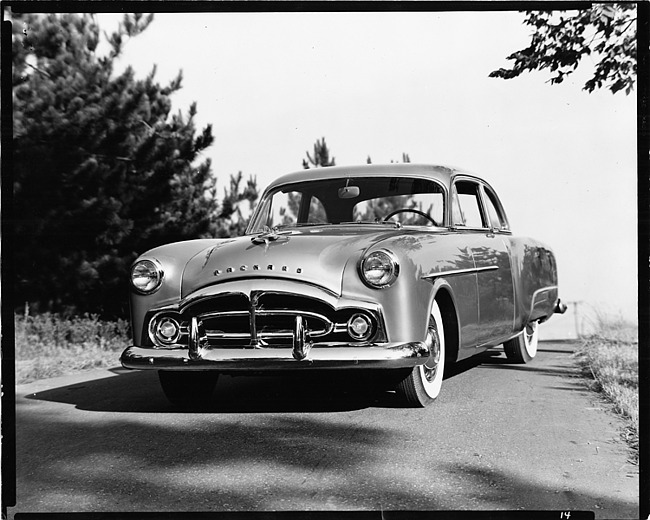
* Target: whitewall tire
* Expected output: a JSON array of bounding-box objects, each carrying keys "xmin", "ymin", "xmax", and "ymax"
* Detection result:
[
  {"xmin": 396, "ymin": 300, "xmax": 446, "ymax": 407},
  {"xmin": 503, "ymin": 321, "xmax": 539, "ymax": 364}
]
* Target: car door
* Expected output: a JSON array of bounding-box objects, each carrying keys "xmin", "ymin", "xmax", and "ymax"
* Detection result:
[{"xmin": 451, "ymin": 178, "xmax": 515, "ymax": 346}]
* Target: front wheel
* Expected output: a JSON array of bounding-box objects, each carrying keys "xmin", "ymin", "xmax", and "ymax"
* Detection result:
[
  {"xmin": 503, "ymin": 321, "xmax": 539, "ymax": 364},
  {"xmin": 158, "ymin": 370, "xmax": 219, "ymax": 407},
  {"xmin": 395, "ymin": 301, "xmax": 446, "ymax": 407}
]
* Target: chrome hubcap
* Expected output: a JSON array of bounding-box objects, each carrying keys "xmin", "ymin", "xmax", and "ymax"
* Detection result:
[{"xmin": 423, "ymin": 325, "xmax": 440, "ymax": 382}]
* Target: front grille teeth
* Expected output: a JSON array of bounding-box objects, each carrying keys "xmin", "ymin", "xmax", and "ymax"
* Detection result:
[
  {"xmin": 197, "ymin": 309, "xmax": 333, "ymax": 346},
  {"xmin": 152, "ymin": 291, "xmax": 381, "ymax": 350},
  {"xmin": 292, "ymin": 315, "xmax": 312, "ymax": 360},
  {"xmin": 189, "ymin": 316, "xmax": 208, "ymax": 359}
]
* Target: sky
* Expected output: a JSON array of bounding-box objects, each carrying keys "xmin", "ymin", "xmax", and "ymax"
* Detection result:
[{"xmin": 94, "ymin": 10, "xmax": 638, "ymax": 334}]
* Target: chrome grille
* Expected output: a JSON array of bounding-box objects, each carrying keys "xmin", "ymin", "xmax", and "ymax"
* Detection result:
[
  {"xmin": 145, "ymin": 291, "xmax": 380, "ymax": 349},
  {"xmin": 199, "ymin": 309, "xmax": 334, "ymax": 345}
]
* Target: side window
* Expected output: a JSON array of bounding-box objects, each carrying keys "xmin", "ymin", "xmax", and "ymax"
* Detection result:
[
  {"xmin": 483, "ymin": 187, "xmax": 509, "ymax": 231},
  {"xmin": 453, "ymin": 181, "xmax": 485, "ymax": 228}
]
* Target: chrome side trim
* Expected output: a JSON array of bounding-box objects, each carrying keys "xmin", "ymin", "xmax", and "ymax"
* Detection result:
[{"xmin": 422, "ymin": 265, "xmax": 498, "ymax": 280}]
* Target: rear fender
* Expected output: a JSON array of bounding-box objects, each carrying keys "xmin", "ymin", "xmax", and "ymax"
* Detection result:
[{"xmin": 508, "ymin": 238, "xmax": 559, "ymax": 329}]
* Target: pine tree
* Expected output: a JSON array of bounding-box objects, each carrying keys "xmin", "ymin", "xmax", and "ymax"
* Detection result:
[
  {"xmin": 366, "ymin": 152, "xmax": 411, "ymax": 164},
  {"xmin": 302, "ymin": 137, "xmax": 336, "ymax": 169},
  {"xmin": 214, "ymin": 171, "xmax": 259, "ymax": 238},
  {"xmin": 12, "ymin": 13, "xmax": 257, "ymax": 318},
  {"xmin": 280, "ymin": 137, "xmax": 337, "ymax": 222}
]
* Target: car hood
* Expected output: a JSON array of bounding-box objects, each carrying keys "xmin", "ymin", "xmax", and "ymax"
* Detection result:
[{"xmin": 181, "ymin": 226, "xmax": 408, "ymax": 298}]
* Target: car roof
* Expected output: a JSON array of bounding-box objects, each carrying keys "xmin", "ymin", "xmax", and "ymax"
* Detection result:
[{"xmin": 265, "ymin": 163, "xmax": 483, "ymax": 192}]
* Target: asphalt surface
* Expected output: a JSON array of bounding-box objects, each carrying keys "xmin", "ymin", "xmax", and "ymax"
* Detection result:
[{"xmin": 8, "ymin": 341, "xmax": 639, "ymax": 518}]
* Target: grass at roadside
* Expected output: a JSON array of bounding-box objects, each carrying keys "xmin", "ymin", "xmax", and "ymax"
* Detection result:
[
  {"xmin": 573, "ymin": 313, "xmax": 638, "ymax": 464},
  {"xmin": 14, "ymin": 312, "xmax": 130, "ymax": 384}
]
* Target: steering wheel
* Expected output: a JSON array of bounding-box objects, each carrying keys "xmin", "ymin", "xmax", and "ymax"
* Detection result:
[{"xmin": 383, "ymin": 208, "xmax": 439, "ymax": 226}]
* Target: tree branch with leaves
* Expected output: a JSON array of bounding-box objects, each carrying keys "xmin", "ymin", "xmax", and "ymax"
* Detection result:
[{"xmin": 490, "ymin": 4, "xmax": 636, "ymax": 94}]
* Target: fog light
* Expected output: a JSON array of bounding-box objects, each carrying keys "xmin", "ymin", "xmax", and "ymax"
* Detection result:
[
  {"xmin": 347, "ymin": 314, "xmax": 373, "ymax": 341},
  {"xmin": 154, "ymin": 317, "xmax": 180, "ymax": 345}
]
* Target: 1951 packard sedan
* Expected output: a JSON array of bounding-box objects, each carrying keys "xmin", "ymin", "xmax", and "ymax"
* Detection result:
[{"xmin": 121, "ymin": 164, "xmax": 567, "ymax": 407}]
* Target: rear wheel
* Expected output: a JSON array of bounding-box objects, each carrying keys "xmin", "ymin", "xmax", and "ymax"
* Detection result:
[
  {"xmin": 503, "ymin": 321, "xmax": 539, "ymax": 363},
  {"xmin": 158, "ymin": 371, "xmax": 219, "ymax": 407},
  {"xmin": 395, "ymin": 301, "xmax": 446, "ymax": 407}
]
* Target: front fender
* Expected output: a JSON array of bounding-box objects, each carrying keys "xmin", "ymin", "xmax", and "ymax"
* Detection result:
[{"xmin": 129, "ymin": 239, "xmax": 222, "ymax": 344}]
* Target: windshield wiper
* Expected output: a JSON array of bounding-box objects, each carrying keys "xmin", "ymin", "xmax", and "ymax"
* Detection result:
[
  {"xmin": 273, "ymin": 220, "xmax": 403, "ymax": 230},
  {"xmin": 274, "ymin": 222, "xmax": 329, "ymax": 230},
  {"xmin": 339, "ymin": 220, "xmax": 402, "ymax": 228}
]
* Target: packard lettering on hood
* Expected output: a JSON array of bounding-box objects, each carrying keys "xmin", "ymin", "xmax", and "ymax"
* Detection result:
[
  {"xmin": 121, "ymin": 163, "xmax": 567, "ymax": 408},
  {"xmin": 213, "ymin": 264, "xmax": 303, "ymax": 275}
]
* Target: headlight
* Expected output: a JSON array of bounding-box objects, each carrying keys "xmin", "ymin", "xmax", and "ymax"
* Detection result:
[
  {"xmin": 131, "ymin": 259, "xmax": 164, "ymax": 294},
  {"xmin": 360, "ymin": 250, "xmax": 399, "ymax": 288}
]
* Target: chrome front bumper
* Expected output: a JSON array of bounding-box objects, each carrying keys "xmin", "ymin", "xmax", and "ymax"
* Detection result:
[{"xmin": 120, "ymin": 341, "xmax": 429, "ymax": 371}]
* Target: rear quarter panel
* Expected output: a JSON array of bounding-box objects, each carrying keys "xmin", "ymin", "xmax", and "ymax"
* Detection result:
[{"xmin": 506, "ymin": 236, "xmax": 559, "ymax": 330}]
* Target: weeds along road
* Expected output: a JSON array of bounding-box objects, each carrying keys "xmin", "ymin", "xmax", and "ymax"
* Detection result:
[{"xmin": 10, "ymin": 341, "xmax": 639, "ymax": 518}]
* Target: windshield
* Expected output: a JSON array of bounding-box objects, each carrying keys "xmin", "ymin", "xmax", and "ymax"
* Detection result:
[{"xmin": 248, "ymin": 176, "xmax": 446, "ymax": 233}]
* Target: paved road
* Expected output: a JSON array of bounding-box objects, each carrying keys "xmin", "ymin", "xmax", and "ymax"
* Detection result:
[{"xmin": 8, "ymin": 342, "xmax": 639, "ymax": 518}]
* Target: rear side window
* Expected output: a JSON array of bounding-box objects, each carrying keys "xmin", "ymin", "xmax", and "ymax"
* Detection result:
[
  {"xmin": 452, "ymin": 181, "xmax": 485, "ymax": 228},
  {"xmin": 483, "ymin": 187, "xmax": 509, "ymax": 231}
]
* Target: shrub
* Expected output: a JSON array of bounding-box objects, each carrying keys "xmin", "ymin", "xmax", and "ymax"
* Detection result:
[{"xmin": 15, "ymin": 310, "xmax": 131, "ymax": 384}]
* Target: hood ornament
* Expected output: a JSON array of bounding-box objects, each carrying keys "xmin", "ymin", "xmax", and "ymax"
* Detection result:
[{"xmin": 251, "ymin": 227, "xmax": 292, "ymax": 247}]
